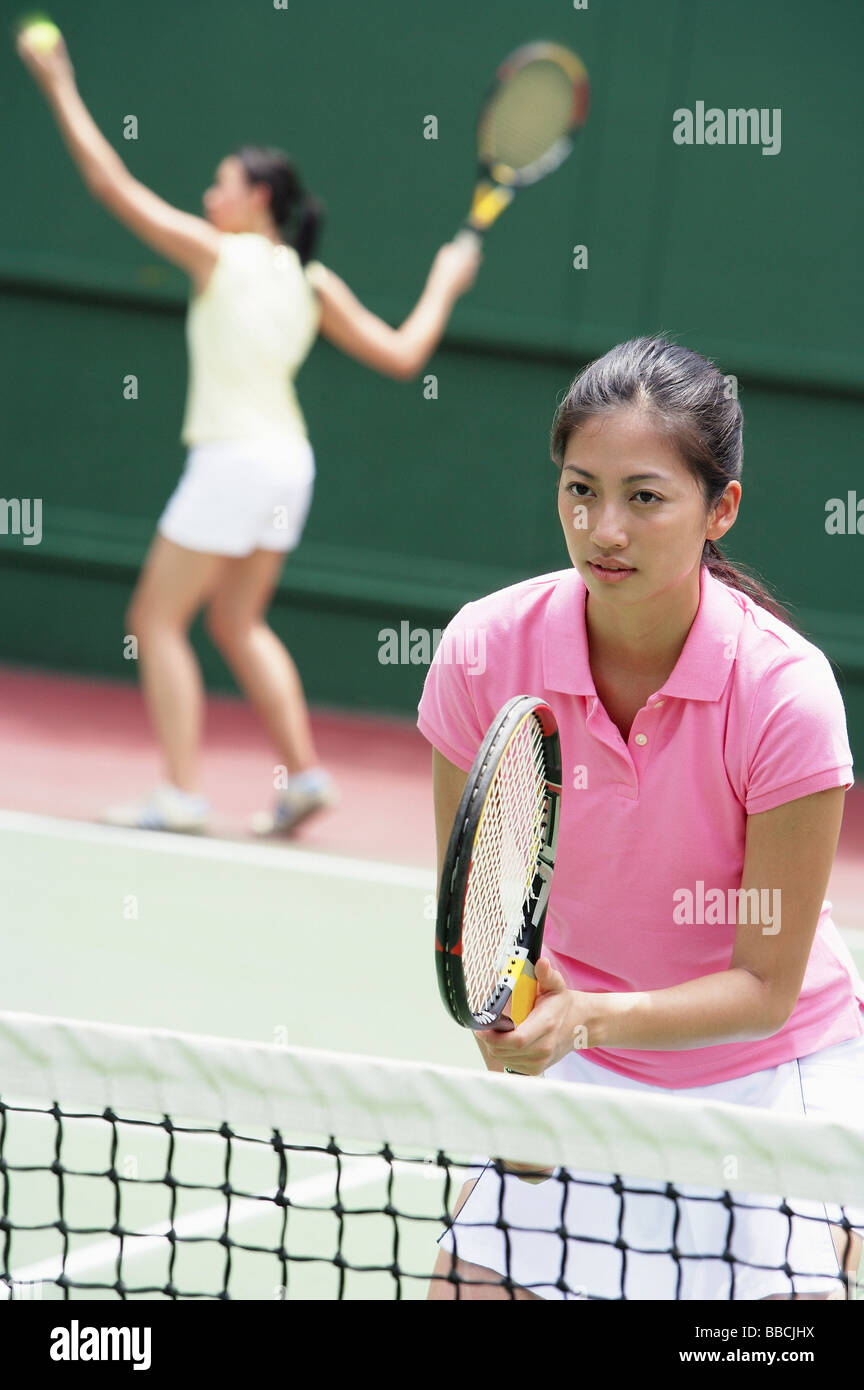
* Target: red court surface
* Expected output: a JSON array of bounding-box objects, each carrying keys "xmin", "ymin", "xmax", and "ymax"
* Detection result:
[
  {"xmin": 0, "ymin": 665, "xmax": 432, "ymax": 867},
  {"xmin": 1, "ymin": 664, "xmax": 862, "ymax": 929}
]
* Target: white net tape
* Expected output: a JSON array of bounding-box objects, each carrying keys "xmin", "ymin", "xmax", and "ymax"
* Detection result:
[{"xmin": 2, "ymin": 1009, "xmax": 863, "ymax": 1209}]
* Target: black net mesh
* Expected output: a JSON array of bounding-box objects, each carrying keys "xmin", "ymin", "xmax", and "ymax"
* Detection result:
[{"xmin": 1, "ymin": 1094, "xmax": 860, "ymax": 1302}]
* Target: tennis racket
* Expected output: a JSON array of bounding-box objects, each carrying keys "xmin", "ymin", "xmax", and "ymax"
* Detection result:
[
  {"xmin": 461, "ymin": 41, "xmax": 590, "ymax": 241},
  {"xmin": 436, "ymin": 696, "xmax": 561, "ymax": 1031}
]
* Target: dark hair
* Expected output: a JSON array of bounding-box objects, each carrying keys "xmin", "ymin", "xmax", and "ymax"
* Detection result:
[
  {"xmin": 550, "ymin": 334, "xmax": 796, "ymax": 626},
  {"xmin": 234, "ymin": 145, "xmax": 324, "ymax": 265}
]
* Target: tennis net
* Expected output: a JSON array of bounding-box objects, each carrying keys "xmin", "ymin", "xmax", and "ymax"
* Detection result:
[{"xmin": 0, "ymin": 1009, "xmax": 862, "ymax": 1301}]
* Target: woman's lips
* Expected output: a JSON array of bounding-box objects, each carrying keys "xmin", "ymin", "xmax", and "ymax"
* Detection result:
[{"xmin": 588, "ymin": 561, "xmax": 637, "ymax": 583}]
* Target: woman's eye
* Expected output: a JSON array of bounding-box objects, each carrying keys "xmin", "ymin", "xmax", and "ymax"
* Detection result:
[{"xmin": 565, "ymin": 482, "xmax": 661, "ymax": 504}]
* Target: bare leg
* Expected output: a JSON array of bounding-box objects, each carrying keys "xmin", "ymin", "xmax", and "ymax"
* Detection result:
[
  {"xmin": 431, "ymin": 1186, "xmax": 862, "ymax": 1303},
  {"xmin": 835, "ymin": 1226, "xmax": 863, "ymax": 1297},
  {"xmin": 763, "ymin": 1226, "xmax": 861, "ymax": 1300},
  {"xmin": 428, "ymin": 1249, "xmax": 541, "ymax": 1301},
  {"xmin": 205, "ymin": 549, "xmax": 317, "ymax": 772},
  {"xmin": 427, "ymin": 1177, "xmax": 541, "ymax": 1301},
  {"xmin": 126, "ymin": 536, "xmax": 229, "ymax": 792}
]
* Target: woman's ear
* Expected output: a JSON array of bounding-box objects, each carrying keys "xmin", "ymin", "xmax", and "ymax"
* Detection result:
[
  {"xmin": 248, "ymin": 181, "xmax": 273, "ymax": 216},
  {"xmin": 706, "ymin": 481, "xmax": 742, "ymax": 543}
]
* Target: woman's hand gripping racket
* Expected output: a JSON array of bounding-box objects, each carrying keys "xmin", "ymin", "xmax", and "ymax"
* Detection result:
[
  {"xmin": 459, "ymin": 41, "xmax": 590, "ymax": 245},
  {"xmin": 436, "ymin": 696, "xmax": 561, "ymax": 1040}
]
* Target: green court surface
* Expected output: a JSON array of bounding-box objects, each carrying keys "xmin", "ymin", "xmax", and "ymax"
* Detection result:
[
  {"xmin": 0, "ymin": 811, "xmax": 482, "ymax": 1300},
  {"xmin": 2, "ymin": 811, "xmax": 862, "ymax": 1302},
  {"xmin": 0, "ymin": 811, "xmax": 471, "ymax": 1064}
]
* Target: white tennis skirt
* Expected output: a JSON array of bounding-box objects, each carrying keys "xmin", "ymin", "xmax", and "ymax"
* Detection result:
[
  {"xmin": 441, "ymin": 1033, "xmax": 864, "ymax": 1301},
  {"xmin": 158, "ymin": 436, "xmax": 315, "ymax": 557}
]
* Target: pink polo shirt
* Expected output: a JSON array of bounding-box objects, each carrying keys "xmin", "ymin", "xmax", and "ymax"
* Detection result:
[{"xmin": 418, "ymin": 564, "xmax": 863, "ymax": 1088}]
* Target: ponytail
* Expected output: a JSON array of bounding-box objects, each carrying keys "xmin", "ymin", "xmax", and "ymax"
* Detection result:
[
  {"xmin": 551, "ymin": 335, "xmax": 799, "ymax": 630},
  {"xmin": 234, "ymin": 145, "xmax": 325, "ymax": 264},
  {"xmin": 292, "ymin": 194, "xmax": 324, "ymax": 266},
  {"xmin": 701, "ymin": 540, "xmax": 796, "ymax": 626}
]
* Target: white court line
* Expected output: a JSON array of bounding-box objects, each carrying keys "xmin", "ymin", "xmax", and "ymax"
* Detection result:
[
  {"xmin": 0, "ymin": 809, "xmax": 860, "ymax": 936},
  {"xmin": 0, "ymin": 808, "xmax": 435, "ymax": 891},
  {"xmin": 0, "ymin": 1156, "xmax": 472, "ymax": 1295},
  {"xmin": 0, "ymin": 1158, "xmax": 384, "ymax": 1292}
]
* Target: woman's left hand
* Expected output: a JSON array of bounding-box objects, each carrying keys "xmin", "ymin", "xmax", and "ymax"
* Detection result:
[
  {"xmin": 15, "ymin": 26, "xmax": 75, "ymax": 93},
  {"xmin": 477, "ymin": 959, "xmax": 594, "ymax": 1076}
]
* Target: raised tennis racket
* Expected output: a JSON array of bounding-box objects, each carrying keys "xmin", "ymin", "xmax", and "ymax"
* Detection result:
[
  {"xmin": 461, "ymin": 41, "xmax": 590, "ymax": 240},
  {"xmin": 436, "ymin": 696, "xmax": 561, "ymax": 1031}
]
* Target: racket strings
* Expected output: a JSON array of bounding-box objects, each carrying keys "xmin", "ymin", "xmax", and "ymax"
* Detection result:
[
  {"xmin": 462, "ymin": 717, "xmax": 549, "ymax": 1015},
  {"xmin": 480, "ymin": 63, "xmax": 576, "ymax": 171}
]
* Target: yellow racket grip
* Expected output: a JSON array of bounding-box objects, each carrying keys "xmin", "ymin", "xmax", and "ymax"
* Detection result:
[
  {"xmin": 509, "ymin": 961, "xmax": 538, "ymax": 1026},
  {"xmin": 467, "ymin": 181, "xmax": 515, "ymax": 231}
]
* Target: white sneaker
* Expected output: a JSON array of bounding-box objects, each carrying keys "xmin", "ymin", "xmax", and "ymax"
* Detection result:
[
  {"xmin": 250, "ymin": 771, "xmax": 338, "ymax": 836},
  {"xmin": 102, "ymin": 785, "xmax": 211, "ymax": 833}
]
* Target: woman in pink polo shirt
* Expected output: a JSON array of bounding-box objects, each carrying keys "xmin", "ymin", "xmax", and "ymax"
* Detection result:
[{"xmin": 419, "ymin": 335, "xmax": 864, "ymax": 1301}]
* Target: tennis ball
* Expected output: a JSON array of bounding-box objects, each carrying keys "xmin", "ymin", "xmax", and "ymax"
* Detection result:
[{"xmin": 21, "ymin": 19, "xmax": 61, "ymax": 52}]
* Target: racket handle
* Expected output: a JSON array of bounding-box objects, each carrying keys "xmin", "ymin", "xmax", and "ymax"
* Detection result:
[
  {"xmin": 510, "ymin": 966, "xmax": 538, "ymax": 1026},
  {"xmin": 489, "ymin": 962, "xmax": 538, "ymax": 1033},
  {"xmin": 455, "ymin": 225, "xmax": 484, "ymax": 249},
  {"xmin": 465, "ymin": 181, "xmax": 515, "ymax": 236}
]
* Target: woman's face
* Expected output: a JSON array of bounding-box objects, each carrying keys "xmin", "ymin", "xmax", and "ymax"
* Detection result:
[
  {"xmin": 557, "ymin": 407, "xmax": 739, "ymax": 606},
  {"xmin": 202, "ymin": 157, "xmax": 267, "ymax": 231}
]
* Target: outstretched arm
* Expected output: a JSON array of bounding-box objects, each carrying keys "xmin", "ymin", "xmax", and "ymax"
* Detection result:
[
  {"xmin": 312, "ymin": 236, "xmax": 481, "ymax": 381},
  {"xmin": 16, "ymin": 27, "xmax": 218, "ymax": 281}
]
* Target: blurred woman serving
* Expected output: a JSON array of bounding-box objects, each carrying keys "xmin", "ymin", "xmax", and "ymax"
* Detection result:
[{"xmin": 17, "ymin": 24, "xmax": 480, "ymax": 834}]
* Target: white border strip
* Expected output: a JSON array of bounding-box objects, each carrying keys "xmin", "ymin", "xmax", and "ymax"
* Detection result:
[
  {"xmin": 0, "ymin": 809, "xmax": 435, "ymax": 891},
  {"xmin": 1, "ymin": 811, "xmax": 861, "ymax": 939},
  {"xmin": 1, "ymin": 1009, "xmax": 863, "ymax": 1208},
  {"xmin": 1, "ymin": 810, "xmax": 860, "ymax": 937}
]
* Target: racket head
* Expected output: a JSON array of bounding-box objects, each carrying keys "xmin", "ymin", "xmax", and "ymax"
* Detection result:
[
  {"xmin": 436, "ymin": 696, "xmax": 562, "ymax": 1030},
  {"xmin": 466, "ymin": 41, "xmax": 590, "ymax": 234}
]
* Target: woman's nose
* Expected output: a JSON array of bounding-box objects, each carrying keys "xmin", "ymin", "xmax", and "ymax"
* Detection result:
[{"xmin": 591, "ymin": 505, "xmax": 628, "ymax": 546}]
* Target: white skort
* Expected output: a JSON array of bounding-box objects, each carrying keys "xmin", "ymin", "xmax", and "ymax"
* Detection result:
[
  {"xmin": 441, "ymin": 1033, "xmax": 864, "ymax": 1301},
  {"xmin": 158, "ymin": 436, "xmax": 315, "ymax": 556}
]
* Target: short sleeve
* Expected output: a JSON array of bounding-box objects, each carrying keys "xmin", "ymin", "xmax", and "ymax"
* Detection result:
[
  {"xmin": 745, "ymin": 647, "xmax": 854, "ymax": 814},
  {"xmin": 417, "ymin": 606, "xmax": 486, "ymax": 771}
]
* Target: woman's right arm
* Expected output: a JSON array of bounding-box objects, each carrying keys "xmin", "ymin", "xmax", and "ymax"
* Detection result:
[
  {"xmin": 313, "ymin": 237, "xmax": 481, "ymax": 380},
  {"xmin": 16, "ymin": 30, "xmax": 219, "ymax": 283},
  {"xmin": 433, "ymin": 748, "xmax": 468, "ymax": 883}
]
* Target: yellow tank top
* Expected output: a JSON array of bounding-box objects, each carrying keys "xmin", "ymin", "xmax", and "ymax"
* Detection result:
[{"xmin": 181, "ymin": 233, "xmax": 324, "ymax": 445}]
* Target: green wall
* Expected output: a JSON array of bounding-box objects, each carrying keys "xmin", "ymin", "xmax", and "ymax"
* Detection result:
[{"xmin": 1, "ymin": 0, "xmax": 862, "ymax": 748}]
